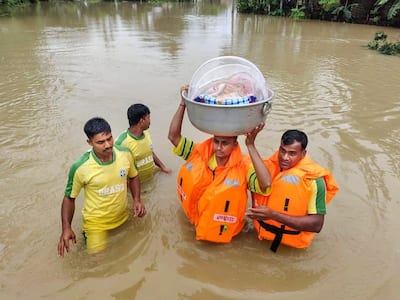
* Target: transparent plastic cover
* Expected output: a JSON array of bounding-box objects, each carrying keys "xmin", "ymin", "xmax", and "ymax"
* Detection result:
[{"xmin": 188, "ymin": 56, "xmax": 268, "ymax": 104}]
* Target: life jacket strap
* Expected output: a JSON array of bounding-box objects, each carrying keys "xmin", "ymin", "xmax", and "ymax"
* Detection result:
[{"xmin": 257, "ymin": 220, "xmax": 300, "ymax": 252}]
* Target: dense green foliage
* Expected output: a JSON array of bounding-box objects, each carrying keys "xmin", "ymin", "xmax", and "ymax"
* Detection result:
[
  {"xmin": 0, "ymin": 0, "xmax": 190, "ymax": 15},
  {"xmin": 237, "ymin": 0, "xmax": 400, "ymax": 27},
  {"xmin": 1, "ymin": 0, "xmax": 36, "ymax": 7}
]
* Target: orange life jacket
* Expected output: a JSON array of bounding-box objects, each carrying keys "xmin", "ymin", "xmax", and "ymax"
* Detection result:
[
  {"xmin": 252, "ymin": 151, "xmax": 339, "ymax": 251},
  {"xmin": 176, "ymin": 138, "xmax": 250, "ymax": 243}
]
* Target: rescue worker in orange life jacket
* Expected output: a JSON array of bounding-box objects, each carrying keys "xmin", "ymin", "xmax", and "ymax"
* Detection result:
[
  {"xmin": 246, "ymin": 129, "xmax": 339, "ymax": 252},
  {"xmin": 168, "ymin": 85, "xmax": 272, "ymax": 243}
]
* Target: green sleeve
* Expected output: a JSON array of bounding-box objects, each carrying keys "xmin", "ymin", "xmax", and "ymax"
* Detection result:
[
  {"xmin": 172, "ymin": 136, "xmax": 195, "ymax": 160},
  {"xmin": 307, "ymin": 177, "xmax": 327, "ymax": 215}
]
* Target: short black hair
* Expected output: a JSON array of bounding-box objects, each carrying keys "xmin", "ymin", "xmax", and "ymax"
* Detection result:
[
  {"xmin": 127, "ymin": 104, "xmax": 150, "ymax": 126},
  {"xmin": 84, "ymin": 117, "xmax": 111, "ymax": 139},
  {"xmin": 281, "ymin": 130, "xmax": 308, "ymax": 150},
  {"xmin": 213, "ymin": 135, "xmax": 238, "ymax": 142}
]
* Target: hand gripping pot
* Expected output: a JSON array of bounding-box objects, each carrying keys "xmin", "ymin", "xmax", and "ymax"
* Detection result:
[{"xmin": 183, "ymin": 56, "xmax": 273, "ymax": 136}]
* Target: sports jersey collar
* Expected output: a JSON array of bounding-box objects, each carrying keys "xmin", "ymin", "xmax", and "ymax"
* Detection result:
[
  {"xmin": 208, "ymin": 154, "xmax": 218, "ymax": 171},
  {"xmin": 91, "ymin": 149, "xmax": 115, "ymax": 165},
  {"xmin": 127, "ymin": 129, "xmax": 146, "ymax": 140}
]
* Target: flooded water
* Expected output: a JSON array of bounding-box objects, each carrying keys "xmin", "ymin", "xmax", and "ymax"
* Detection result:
[{"xmin": 1, "ymin": 1, "xmax": 399, "ymax": 299}]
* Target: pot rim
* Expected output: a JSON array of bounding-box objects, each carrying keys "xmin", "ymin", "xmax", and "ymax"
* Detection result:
[{"xmin": 181, "ymin": 88, "xmax": 274, "ymax": 108}]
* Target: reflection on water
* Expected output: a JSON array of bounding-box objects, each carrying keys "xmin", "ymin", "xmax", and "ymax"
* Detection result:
[{"xmin": 0, "ymin": 1, "xmax": 399, "ymax": 299}]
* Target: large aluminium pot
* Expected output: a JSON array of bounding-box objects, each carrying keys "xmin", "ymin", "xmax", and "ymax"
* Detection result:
[
  {"xmin": 184, "ymin": 56, "xmax": 273, "ymax": 136},
  {"xmin": 182, "ymin": 88, "xmax": 273, "ymax": 137}
]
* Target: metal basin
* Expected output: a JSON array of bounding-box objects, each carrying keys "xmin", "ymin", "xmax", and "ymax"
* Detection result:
[{"xmin": 182, "ymin": 89, "xmax": 273, "ymax": 137}]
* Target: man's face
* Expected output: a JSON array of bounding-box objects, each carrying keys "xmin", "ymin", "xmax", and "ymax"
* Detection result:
[
  {"xmin": 278, "ymin": 140, "xmax": 306, "ymax": 170},
  {"xmin": 213, "ymin": 136, "xmax": 237, "ymax": 159},
  {"xmin": 141, "ymin": 114, "xmax": 151, "ymax": 130},
  {"xmin": 88, "ymin": 132, "xmax": 114, "ymax": 158}
]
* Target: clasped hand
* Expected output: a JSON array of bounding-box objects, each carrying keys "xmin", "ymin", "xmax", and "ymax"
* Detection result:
[{"xmin": 246, "ymin": 205, "xmax": 272, "ymax": 220}]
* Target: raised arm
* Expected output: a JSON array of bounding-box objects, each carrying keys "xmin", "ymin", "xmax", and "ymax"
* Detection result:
[
  {"xmin": 168, "ymin": 85, "xmax": 188, "ymax": 147},
  {"xmin": 58, "ymin": 196, "xmax": 77, "ymax": 257},
  {"xmin": 245, "ymin": 122, "xmax": 271, "ymax": 191}
]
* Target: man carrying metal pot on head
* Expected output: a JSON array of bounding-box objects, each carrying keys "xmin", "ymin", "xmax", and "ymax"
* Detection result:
[{"xmin": 168, "ymin": 85, "xmax": 272, "ymax": 243}]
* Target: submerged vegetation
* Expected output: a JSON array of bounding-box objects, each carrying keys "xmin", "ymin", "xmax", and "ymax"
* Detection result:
[{"xmin": 368, "ymin": 32, "xmax": 400, "ymax": 55}]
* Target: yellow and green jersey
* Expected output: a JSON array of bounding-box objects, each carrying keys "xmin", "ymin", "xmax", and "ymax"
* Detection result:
[
  {"xmin": 64, "ymin": 145, "xmax": 138, "ymax": 232},
  {"xmin": 307, "ymin": 177, "xmax": 327, "ymax": 215},
  {"xmin": 115, "ymin": 129, "xmax": 155, "ymax": 183}
]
